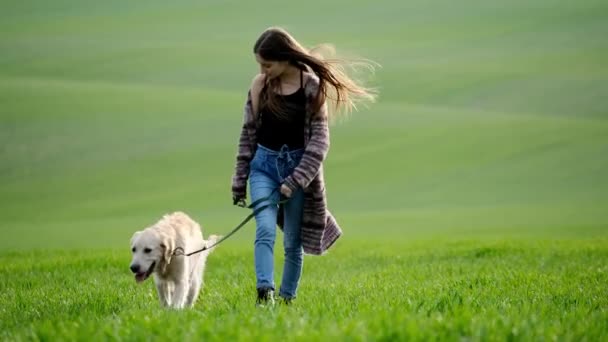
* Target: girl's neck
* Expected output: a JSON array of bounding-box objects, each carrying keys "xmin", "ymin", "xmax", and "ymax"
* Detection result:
[{"xmin": 278, "ymin": 64, "xmax": 300, "ymax": 84}]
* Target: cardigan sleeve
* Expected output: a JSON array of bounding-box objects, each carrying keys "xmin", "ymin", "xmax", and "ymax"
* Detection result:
[{"xmin": 231, "ymin": 90, "xmax": 256, "ymax": 199}]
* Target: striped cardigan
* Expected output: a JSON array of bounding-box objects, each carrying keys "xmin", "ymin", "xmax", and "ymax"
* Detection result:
[{"xmin": 231, "ymin": 73, "xmax": 342, "ymax": 255}]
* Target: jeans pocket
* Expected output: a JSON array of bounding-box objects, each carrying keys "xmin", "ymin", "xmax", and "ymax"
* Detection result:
[{"xmin": 250, "ymin": 153, "xmax": 263, "ymax": 172}]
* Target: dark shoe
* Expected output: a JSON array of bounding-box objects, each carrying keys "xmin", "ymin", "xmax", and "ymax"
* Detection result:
[
  {"xmin": 280, "ymin": 296, "xmax": 293, "ymax": 305},
  {"xmin": 256, "ymin": 287, "xmax": 275, "ymax": 307},
  {"xmin": 278, "ymin": 288, "xmax": 295, "ymax": 305}
]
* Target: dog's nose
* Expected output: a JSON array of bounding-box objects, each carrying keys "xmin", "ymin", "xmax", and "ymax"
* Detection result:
[{"xmin": 130, "ymin": 264, "xmax": 140, "ymax": 273}]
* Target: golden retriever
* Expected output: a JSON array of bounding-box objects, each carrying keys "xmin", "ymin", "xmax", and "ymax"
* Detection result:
[{"xmin": 129, "ymin": 211, "xmax": 219, "ymax": 309}]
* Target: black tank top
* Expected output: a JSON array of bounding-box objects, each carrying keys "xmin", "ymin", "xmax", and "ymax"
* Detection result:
[{"xmin": 257, "ymin": 70, "xmax": 306, "ymax": 151}]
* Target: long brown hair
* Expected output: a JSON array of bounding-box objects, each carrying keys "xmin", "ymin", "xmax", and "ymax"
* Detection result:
[{"xmin": 253, "ymin": 27, "xmax": 378, "ymax": 122}]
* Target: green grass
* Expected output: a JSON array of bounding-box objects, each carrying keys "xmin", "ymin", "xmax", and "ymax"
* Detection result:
[
  {"xmin": 2, "ymin": 241, "xmax": 607, "ymax": 341},
  {"xmin": 1, "ymin": 0, "xmax": 608, "ymax": 340}
]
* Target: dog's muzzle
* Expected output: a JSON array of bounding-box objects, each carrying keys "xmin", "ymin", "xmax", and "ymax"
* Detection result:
[{"xmin": 130, "ymin": 262, "xmax": 155, "ymax": 283}]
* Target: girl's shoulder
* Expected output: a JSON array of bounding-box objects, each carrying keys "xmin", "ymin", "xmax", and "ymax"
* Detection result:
[
  {"xmin": 250, "ymin": 73, "xmax": 266, "ymax": 96},
  {"xmin": 249, "ymin": 74, "xmax": 267, "ymax": 116},
  {"xmin": 302, "ymin": 71, "xmax": 320, "ymax": 97}
]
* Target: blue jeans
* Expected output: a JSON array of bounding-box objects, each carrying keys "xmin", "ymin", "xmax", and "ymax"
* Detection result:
[{"xmin": 249, "ymin": 144, "xmax": 305, "ymax": 299}]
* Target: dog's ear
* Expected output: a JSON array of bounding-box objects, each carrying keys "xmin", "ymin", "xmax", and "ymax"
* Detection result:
[{"xmin": 159, "ymin": 232, "xmax": 175, "ymax": 266}]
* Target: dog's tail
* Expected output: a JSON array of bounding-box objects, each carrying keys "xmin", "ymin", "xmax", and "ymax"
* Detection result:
[{"xmin": 204, "ymin": 234, "xmax": 222, "ymax": 253}]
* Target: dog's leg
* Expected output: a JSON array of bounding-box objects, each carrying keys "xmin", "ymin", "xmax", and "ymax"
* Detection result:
[
  {"xmin": 154, "ymin": 278, "xmax": 170, "ymax": 307},
  {"xmin": 171, "ymin": 280, "xmax": 188, "ymax": 309},
  {"xmin": 189, "ymin": 251, "xmax": 212, "ymax": 308},
  {"xmin": 166, "ymin": 282, "xmax": 174, "ymax": 305},
  {"xmin": 169, "ymin": 257, "xmax": 189, "ymax": 309},
  {"xmin": 186, "ymin": 277, "xmax": 202, "ymax": 308}
]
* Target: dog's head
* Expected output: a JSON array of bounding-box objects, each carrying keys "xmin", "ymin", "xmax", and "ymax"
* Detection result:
[{"xmin": 129, "ymin": 228, "xmax": 174, "ymax": 283}]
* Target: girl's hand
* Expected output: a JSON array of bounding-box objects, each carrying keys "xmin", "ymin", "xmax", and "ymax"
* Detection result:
[
  {"xmin": 280, "ymin": 184, "xmax": 293, "ymax": 198},
  {"xmin": 233, "ymin": 196, "xmax": 247, "ymax": 207}
]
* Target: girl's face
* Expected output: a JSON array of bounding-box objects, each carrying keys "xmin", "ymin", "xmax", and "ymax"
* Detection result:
[{"xmin": 255, "ymin": 54, "xmax": 287, "ymax": 79}]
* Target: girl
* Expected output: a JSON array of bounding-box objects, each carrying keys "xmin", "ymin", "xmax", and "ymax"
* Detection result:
[{"xmin": 231, "ymin": 27, "xmax": 377, "ymax": 306}]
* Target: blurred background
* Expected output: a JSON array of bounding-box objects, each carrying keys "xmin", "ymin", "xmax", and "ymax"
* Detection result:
[{"xmin": 1, "ymin": 0, "xmax": 607, "ymax": 250}]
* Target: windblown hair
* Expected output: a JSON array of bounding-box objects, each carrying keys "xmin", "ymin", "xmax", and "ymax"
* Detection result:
[{"xmin": 253, "ymin": 27, "xmax": 378, "ymax": 121}]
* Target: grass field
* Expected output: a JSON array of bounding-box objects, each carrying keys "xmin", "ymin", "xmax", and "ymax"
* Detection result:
[{"xmin": 1, "ymin": 0, "xmax": 607, "ymax": 340}]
